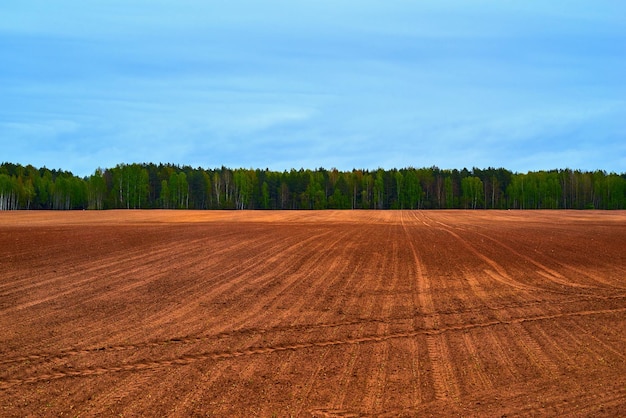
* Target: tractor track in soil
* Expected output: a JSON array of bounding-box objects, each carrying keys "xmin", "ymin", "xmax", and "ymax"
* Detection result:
[
  {"xmin": 1, "ymin": 210, "xmax": 625, "ymax": 416},
  {"xmin": 2, "ymin": 303, "xmax": 623, "ymax": 369}
]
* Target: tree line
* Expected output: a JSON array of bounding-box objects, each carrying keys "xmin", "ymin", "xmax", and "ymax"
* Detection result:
[{"xmin": 1, "ymin": 162, "xmax": 625, "ymax": 210}]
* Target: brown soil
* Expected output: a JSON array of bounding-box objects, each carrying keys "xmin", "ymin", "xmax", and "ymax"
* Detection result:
[{"xmin": 1, "ymin": 210, "xmax": 625, "ymax": 417}]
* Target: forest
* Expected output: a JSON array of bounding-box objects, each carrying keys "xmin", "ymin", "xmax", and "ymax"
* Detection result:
[{"xmin": 1, "ymin": 162, "xmax": 625, "ymax": 210}]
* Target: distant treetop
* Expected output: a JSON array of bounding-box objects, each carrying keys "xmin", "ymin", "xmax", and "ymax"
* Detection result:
[{"xmin": 1, "ymin": 162, "xmax": 625, "ymax": 210}]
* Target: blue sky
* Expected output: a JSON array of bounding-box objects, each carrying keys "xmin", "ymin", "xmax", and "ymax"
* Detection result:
[{"xmin": 1, "ymin": 1, "xmax": 625, "ymax": 176}]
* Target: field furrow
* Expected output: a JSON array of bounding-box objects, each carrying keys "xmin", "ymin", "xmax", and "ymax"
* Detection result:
[{"xmin": 1, "ymin": 210, "xmax": 625, "ymax": 416}]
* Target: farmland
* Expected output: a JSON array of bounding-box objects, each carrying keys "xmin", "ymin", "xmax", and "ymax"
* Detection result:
[{"xmin": 1, "ymin": 210, "xmax": 625, "ymax": 416}]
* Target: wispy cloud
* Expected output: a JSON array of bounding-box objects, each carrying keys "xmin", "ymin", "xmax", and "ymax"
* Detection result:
[{"xmin": 1, "ymin": 1, "xmax": 625, "ymax": 175}]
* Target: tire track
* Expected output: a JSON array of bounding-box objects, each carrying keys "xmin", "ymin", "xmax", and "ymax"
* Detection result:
[
  {"xmin": 408, "ymin": 338, "xmax": 424, "ymax": 407},
  {"xmin": 172, "ymin": 225, "xmax": 357, "ymax": 414},
  {"xmin": 560, "ymin": 262, "xmax": 626, "ymax": 290},
  {"xmin": 404, "ymin": 219, "xmax": 437, "ymax": 329},
  {"xmin": 453, "ymin": 225, "xmax": 600, "ymax": 291},
  {"xmin": 413, "ymin": 212, "xmax": 513, "ymax": 399},
  {"xmin": 425, "ymin": 334, "xmax": 457, "ymax": 400},
  {"xmin": 8, "ymin": 306, "xmax": 624, "ymax": 390},
  {"xmin": 411, "ymin": 212, "xmax": 498, "ymax": 400},
  {"xmin": 460, "ymin": 332, "xmax": 493, "ymax": 391},
  {"xmin": 482, "ymin": 269, "xmax": 541, "ymax": 293},
  {"xmin": 312, "ymin": 235, "xmax": 377, "ymax": 409},
  {"xmin": 403, "ymin": 215, "xmax": 426, "ymax": 409},
  {"xmin": 379, "ymin": 224, "xmax": 425, "ymax": 411},
  {"xmin": 488, "ymin": 293, "xmax": 561, "ymax": 379},
  {"xmin": 362, "ymin": 224, "xmax": 400, "ymax": 413},
  {"xmin": 467, "ymin": 217, "xmax": 626, "ymax": 291},
  {"xmin": 421, "ymin": 212, "xmax": 577, "ymax": 386},
  {"xmin": 528, "ymin": 323, "xmax": 576, "ymax": 369},
  {"xmin": 332, "ymin": 343, "xmax": 361, "ymax": 411},
  {"xmin": 2, "ymin": 211, "xmax": 626, "ymax": 416},
  {"xmin": 3, "ymin": 304, "xmax": 624, "ymax": 370},
  {"xmin": 508, "ymin": 322, "xmax": 561, "ymax": 377},
  {"xmin": 326, "ymin": 222, "xmax": 404, "ymax": 413},
  {"xmin": 429, "ymin": 219, "xmax": 546, "ymax": 295},
  {"xmin": 330, "ymin": 223, "xmax": 396, "ymax": 413},
  {"xmin": 401, "ymin": 211, "xmax": 460, "ymax": 402},
  {"xmin": 482, "ymin": 330, "xmax": 519, "ymax": 383},
  {"xmin": 458, "ymin": 263, "xmax": 535, "ymax": 387},
  {"xmin": 424, "ymin": 213, "xmax": 603, "ymax": 298}
]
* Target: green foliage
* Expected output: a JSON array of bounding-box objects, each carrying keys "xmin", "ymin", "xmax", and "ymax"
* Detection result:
[
  {"xmin": 1, "ymin": 162, "xmax": 625, "ymax": 210},
  {"xmin": 111, "ymin": 163, "xmax": 149, "ymax": 209},
  {"xmin": 461, "ymin": 176, "xmax": 484, "ymax": 209},
  {"xmin": 87, "ymin": 169, "xmax": 106, "ymax": 210}
]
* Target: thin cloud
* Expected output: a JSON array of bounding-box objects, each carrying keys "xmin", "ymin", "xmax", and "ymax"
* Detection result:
[{"xmin": 1, "ymin": 1, "xmax": 625, "ymax": 176}]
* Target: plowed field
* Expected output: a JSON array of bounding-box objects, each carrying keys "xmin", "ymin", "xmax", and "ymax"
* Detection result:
[{"xmin": 1, "ymin": 210, "xmax": 625, "ymax": 416}]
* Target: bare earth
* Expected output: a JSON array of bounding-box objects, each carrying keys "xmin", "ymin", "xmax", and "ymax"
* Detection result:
[{"xmin": 1, "ymin": 210, "xmax": 625, "ymax": 417}]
